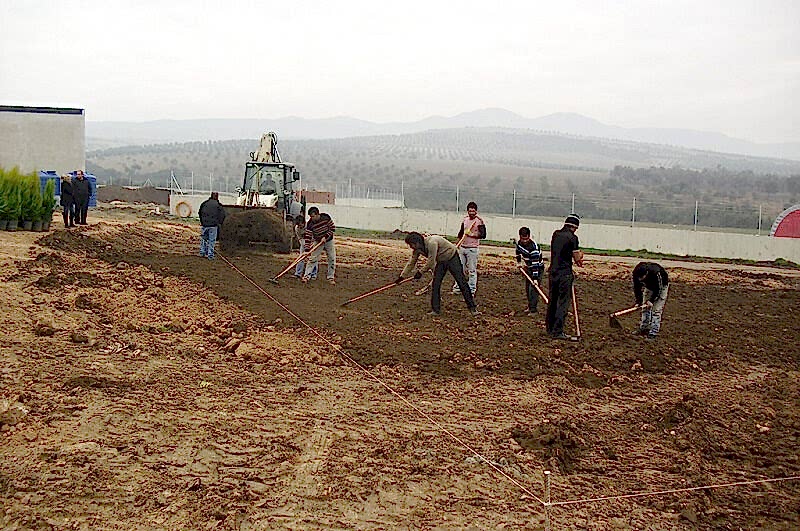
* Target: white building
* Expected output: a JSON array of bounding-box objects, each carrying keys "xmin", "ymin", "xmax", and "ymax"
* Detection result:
[{"xmin": 0, "ymin": 105, "xmax": 85, "ymax": 174}]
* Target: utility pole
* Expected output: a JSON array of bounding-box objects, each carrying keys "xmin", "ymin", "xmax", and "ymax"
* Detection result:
[
  {"xmin": 632, "ymin": 197, "xmax": 636, "ymax": 227},
  {"xmin": 512, "ymin": 189, "xmax": 516, "ymax": 218},
  {"xmin": 456, "ymin": 186, "xmax": 460, "ymax": 212},
  {"xmin": 571, "ymin": 193, "xmax": 575, "ymax": 213},
  {"xmin": 694, "ymin": 200, "xmax": 699, "ymax": 231},
  {"xmin": 758, "ymin": 205, "xmax": 762, "ymax": 235}
]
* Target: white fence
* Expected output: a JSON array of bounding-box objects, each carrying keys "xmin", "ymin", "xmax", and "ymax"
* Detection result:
[{"xmin": 306, "ymin": 204, "xmax": 800, "ymax": 263}]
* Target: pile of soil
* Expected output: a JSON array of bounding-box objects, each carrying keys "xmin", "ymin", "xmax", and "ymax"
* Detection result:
[
  {"xmin": 219, "ymin": 208, "xmax": 293, "ymax": 253},
  {"xmin": 97, "ymin": 185, "xmax": 169, "ymax": 205}
]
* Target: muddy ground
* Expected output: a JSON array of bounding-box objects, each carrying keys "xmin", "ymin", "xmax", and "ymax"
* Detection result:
[{"xmin": 1, "ymin": 205, "xmax": 798, "ymax": 530}]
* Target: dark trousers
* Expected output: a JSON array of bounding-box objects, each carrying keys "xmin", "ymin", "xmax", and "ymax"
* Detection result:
[
  {"xmin": 431, "ymin": 254, "xmax": 476, "ymax": 313},
  {"xmin": 74, "ymin": 199, "xmax": 89, "ymax": 224},
  {"xmin": 525, "ymin": 277, "xmax": 540, "ymax": 312},
  {"xmin": 546, "ymin": 271, "xmax": 573, "ymax": 335},
  {"xmin": 62, "ymin": 203, "xmax": 75, "ymax": 226}
]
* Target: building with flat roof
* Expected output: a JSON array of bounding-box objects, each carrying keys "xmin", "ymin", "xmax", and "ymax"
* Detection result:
[{"xmin": 0, "ymin": 105, "xmax": 85, "ymax": 175}]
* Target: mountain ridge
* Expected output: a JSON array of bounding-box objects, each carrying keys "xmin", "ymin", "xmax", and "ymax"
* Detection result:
[{"xmin": 86, "ymin": 108, "xmax": 800, "ymax": 161}]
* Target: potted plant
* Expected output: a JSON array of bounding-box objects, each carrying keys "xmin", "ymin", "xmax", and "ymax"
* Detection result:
[
  {"xmin": 0, "ymin": 171, "xmax": 9, "ymax": 230},
  {"xmin": 20, "ymin": 171, "xmax": 41, "ymax": 231},
  {"xmin": 40, "ymin": 179, "xmax": 56, "ymax": 231},
  {"xmin": 3, "ymin": 167, "xmax": 22, "ymax": 231}
]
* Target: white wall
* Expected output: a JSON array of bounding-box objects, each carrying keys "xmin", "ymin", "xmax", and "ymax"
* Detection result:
[
  {"xmin": 0, "ymin": 107, "xmax": 85, "ymax": 174},
  {"xmin": 308, "ymin": 204, "xmax": 800, "ymax": 263}
]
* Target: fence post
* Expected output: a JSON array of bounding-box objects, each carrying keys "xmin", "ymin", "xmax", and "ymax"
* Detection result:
[
  {"xmin": 694, "ymin": 201, "xmax": 698, "ymax": 231},
  {"xmin": 513, "ymin": 189, "xmax": 516, "ymax": 218},
  {"xmin": 632, "ymin": 196, "xmax": 636, "ymax": 227},
  {"xmin": 758, "ymin": 205, "xmax": 762, "ymax": 235},
  {"xmin": 571, "ymin": 193, "xmax": 575, "ymax": 213},
  {"xmin": 456, "ymin": 186, "xmax": 460, "ymax": 212},
  {"xmin": 544, "ymin": 470, "xmax": 551, "ymax": 531}
]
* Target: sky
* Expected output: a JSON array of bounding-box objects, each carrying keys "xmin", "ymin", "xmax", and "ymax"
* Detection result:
[{"xmin": 2, "ymin": 0, "xmax": 798, "ymax": 143}]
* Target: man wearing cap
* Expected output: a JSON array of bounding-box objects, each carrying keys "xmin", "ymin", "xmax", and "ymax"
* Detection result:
[{"xmin": 546, "ymin": 214, "xmax": 584, "ymax": 341}]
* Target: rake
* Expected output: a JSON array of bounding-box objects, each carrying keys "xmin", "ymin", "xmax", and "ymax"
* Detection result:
[
  {"xmin": 608, "ymin": 305, "xmax": 642, "ymax": 329},
  {"xmin": 341, "ymin": 277, "xmax": 415, "ymax": 306},
  {"xmin": 269, "ymin": 239, "xmax": 324, "ymax": 284},
  {"xmin": 518, "ymin": 266, "xmax": 549, "ymax": 304}
]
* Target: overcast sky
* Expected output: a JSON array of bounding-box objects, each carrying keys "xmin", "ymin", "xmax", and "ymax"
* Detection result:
[{"xmin": 2, "ymin": 0, "xmax": 798, "ymax": 143}]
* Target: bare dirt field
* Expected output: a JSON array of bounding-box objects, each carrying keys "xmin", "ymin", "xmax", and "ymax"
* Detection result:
[{"xmin": 1, "ymin": 205, "xmax": 798, "ymax": 530}]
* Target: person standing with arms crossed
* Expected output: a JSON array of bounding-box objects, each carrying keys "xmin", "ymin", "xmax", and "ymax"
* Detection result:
[
  {"xmin": 451, "ymin": 201, "xmax": 486, "ymax": 296},
  {"xmin": 72, "ymin": 170, "xmax": 91, "ymax": 225},
  {"xmin": 546, "ymin": 214, "xmax": 584, "ymax": 341}
]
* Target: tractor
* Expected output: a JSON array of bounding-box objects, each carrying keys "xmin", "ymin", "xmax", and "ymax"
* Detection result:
[{"xmin": 220, "ymin": 132, "xmax": 303, "ymax": 253}]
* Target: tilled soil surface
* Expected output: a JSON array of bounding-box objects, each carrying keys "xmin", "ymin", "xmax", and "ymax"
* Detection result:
[{"xmin": 1, "ymin": 209, "xmax": 798, "ymax": 530}]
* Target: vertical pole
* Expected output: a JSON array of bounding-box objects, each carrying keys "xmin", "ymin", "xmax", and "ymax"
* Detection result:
[
  {"xmin": 456, "ymin": 186, "xmax": 460, "ymax": 212},
  {"xmin": 632, "ymin": 197, "xmax": 636, "ymax": 227},
  {"xmin": 191, "ymin": 171, "xmax": 194, "ymax": 195},
  {"xmin": 758, "ymin": 205, "xmax": 762, "ymax": 235},
  {"xmin": 349, "ymin": 178, "xmax": 352, "ymax": 198},
  {"xmin": 571, "ymin": 193, "xmax": 575, "ymax": 213},
  {"xmin": 401, "ymin": 180, "xmax": 405, "ymax": 207},
  {"xmin": 694, "ymin": 200, "xmax": 698, "ymax": 231},
  {"xmin": 210, "ymin": 172, "xmax": 213, "ymax": 193},
  {"xmin": 513, "ymin": 189, "xmax": 516, "ymax": 218},
  {"xmin": 544, "ymin": 470, "xmax": 551, "ymax": 531}
]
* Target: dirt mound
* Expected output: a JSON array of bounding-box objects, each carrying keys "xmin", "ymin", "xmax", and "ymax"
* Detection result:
[
  {"xmin": 97, "ymin": 185, "xmax": 169, "ymax": 205},
  {"xmin": 511, "ymin": 422, "xmax": 585, "ymax": 474},
  {"xmin": 219, "ymin": 208, "xmax": 292, "ymax": 253}
]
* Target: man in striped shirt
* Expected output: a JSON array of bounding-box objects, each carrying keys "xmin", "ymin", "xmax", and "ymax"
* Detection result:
[
  {"xmin": 515, "ymin": 226, "xmax": 545, "ymax": 314},
  {"xmin": 302, "ymin": 207, "xmax": 336, "ymax": 285}
]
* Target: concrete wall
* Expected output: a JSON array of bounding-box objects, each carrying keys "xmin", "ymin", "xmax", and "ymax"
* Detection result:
[
  {"xmin": 307, "ymin": 204, "xmax": 800, "ymax": 263},
  {"xmin": 0, "ymin": 106, "xmax": 85, "ymax": 174},
  {"xmin": 169, "ymin": 192, "xmax": 239, "ymax": 217}
]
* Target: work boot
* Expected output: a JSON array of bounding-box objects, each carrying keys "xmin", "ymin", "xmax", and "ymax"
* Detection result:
[
  {"xmin": 646, "ymin": 334, "xmax": 657, "ymax": 342},
  {"xmin": 328, "ymin": 278, "xmax": 336, "ymax": 285},
  {"xmin": 551, "ymin": 333, "xmax": 579, "ymax": 342},
  {"xmin": 632, "ymin": 328, "xmax": 649, "ymax": 336},
  {"xmin": 470, "ymin": 308, "xmax": 481, "ymax": 317},
  {"xmin": 427, "ymin": 310, "xmax": 441, "ymax": 316}
]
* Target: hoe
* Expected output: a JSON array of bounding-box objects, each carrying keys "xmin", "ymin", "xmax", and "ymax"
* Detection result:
[{"xmin": 609, "ymin": 305, "xmax": 643, "ymax": 329}]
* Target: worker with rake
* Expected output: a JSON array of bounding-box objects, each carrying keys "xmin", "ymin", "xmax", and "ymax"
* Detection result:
[
  {"xmin": 632, "ymin": 262, "xmax": 669, "ymax": 340},
  {"xmin": 302, "ymin": 207, "xmax": 336, "ymax": 285},
  {"xmin": 398, "ymin": 232, "xmax": 480, "ymax": 317},
  {"xmin": 546, "ymin": 214, "xmax": 584, "ymax": 340},
  {"xmin": 515, "ymin": 226, "xmax": 545, "ymax": 314}
]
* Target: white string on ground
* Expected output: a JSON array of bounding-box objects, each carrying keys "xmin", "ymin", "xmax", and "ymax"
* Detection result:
[
  {"xmin": 218, "ymin": 253, "xmax": 546, "ymax": 506},
  {"xmin": 548, "ymin": 474, "xmax": 800, "ymax": 507}
]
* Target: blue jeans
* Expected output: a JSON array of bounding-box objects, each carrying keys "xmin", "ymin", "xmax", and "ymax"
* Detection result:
[
  {"xmin": 200, "ymin": 226, "xmax": 218, "ymax": 259},
  {"xmin": 294, "ymin": 240, "xmax": 318, "ymax": 278},
  {"xmin": 452, "ymin": 246, "xmax": 479, "ymax": 294},
  {"xmin": 639, "ymin": 285, "xmax": 669, "ymax": 336},
  {"xmin": 304, "ymin": 238, "xmax": 335, "ymax": 280}
]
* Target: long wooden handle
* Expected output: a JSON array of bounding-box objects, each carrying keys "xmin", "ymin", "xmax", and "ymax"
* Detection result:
[
  {"xmin": 342, "ymin": 277, "xmax": 415, "ymax": 306},
  {"xmin": 518, "ymin": 266, "xmax": 549, "ymax": 304},
  {"xmin": 455, "ymin": 219, "xmax": 480, "ymax": 248},
  {"xmin": 273, "ymin": 239, "xmax": 324, "ymax": 280},
  {"xmin": 571, "ymin": 284, "xmax": 581, "ymax": 337},
  {"xmin": 611, "ymin": 305, "xmax": 642, "ymax": 318}
]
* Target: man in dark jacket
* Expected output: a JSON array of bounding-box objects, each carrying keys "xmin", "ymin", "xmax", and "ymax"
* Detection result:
[
  {"xmin": 545, "ymin": 214, "xmax": 584, "ymax": 340},
  {"xmin": 72, "ymin": 170, "xmax": 92, "ymax": 225},
  {"xmin": 198, "ymin": 192, "xmax": 226, "ymax": 260},
  {"xmin": 59, "ymin": 174, "xmax": 75, "ymax": 228},
  {"xmin": 632, "ymin": 262, "xmax": 669, "ymax": 340}
]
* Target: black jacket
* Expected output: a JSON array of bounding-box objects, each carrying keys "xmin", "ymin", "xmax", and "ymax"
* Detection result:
[
  {"xmin": 60, "ymin": 181, "xmax": 74, "ymax": 206},
  {"xmin": 633, "ymin": 262, "xmax": 669, "ymax": 304},
  {"xmin": 199, "ymin": 198, "xmax": 227, "ymax": 227},
  {"xmin": 549, "ymin": 227, "xmax": 579, "ymax": 275},
  {"xmin": 72, "ymin": 177, "xmax": 91, "ymax": 202}
]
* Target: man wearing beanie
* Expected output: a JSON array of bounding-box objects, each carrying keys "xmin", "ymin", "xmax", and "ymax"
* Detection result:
[{"xmin": 546, "ymin": 214, "xmax": 584, "ymax": 340}]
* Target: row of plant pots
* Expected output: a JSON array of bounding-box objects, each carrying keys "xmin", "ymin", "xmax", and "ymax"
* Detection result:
[
  {"xmin": 0, "ymin": 217, "xmax": 53, "ymax": 231},
  {"xmin": 0, "ymin": 166, "xmax": 58, "ymax": 232}
]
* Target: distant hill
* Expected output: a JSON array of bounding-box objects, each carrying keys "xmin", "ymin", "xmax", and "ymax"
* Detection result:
[{"xmin": 86, "ymin": 108, "xmax": 800, "ymax": 160}]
